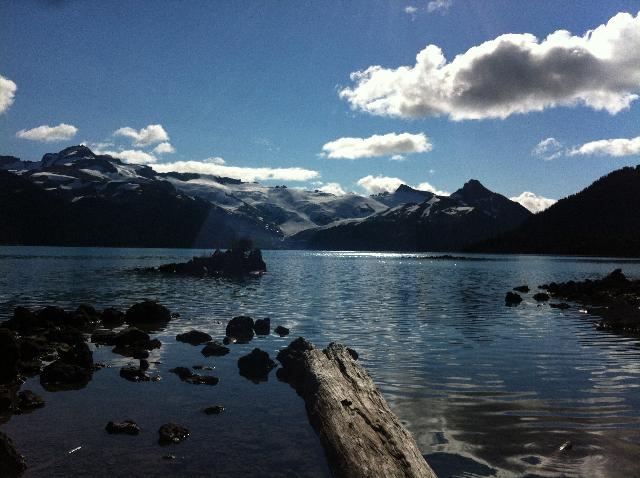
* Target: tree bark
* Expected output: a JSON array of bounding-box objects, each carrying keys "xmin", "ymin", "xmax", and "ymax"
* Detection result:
[{"xmin": 277, "ymin": 339, "xmax": 437, "ymax": 478}]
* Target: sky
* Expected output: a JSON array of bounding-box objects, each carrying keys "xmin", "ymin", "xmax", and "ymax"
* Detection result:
[{"xmin": 1, "ymin": 0, "xmax": 640, "ymax": 211}]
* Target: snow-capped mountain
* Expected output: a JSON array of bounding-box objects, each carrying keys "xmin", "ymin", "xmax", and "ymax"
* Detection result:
[
  {"xmin": 289, "ymin": 180, "xmax": 532, "ymax": 251},
  {"xmin": 0, "ymin": 146, "xmax": 532, "ymax": 250}
]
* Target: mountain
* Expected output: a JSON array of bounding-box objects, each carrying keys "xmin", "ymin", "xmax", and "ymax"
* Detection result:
[
  {"xmin": 469, "ymin": 166, "xmax": 640, "ymax": 257},
  {"xmin": 289, "ymin": 181, "xmax": 531, "ymax": 251}
]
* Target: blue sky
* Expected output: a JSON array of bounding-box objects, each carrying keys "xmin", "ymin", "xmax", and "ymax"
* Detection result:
[{"xmin": 1, "ymin": 0, "xmax": 639, "ymax": 205}]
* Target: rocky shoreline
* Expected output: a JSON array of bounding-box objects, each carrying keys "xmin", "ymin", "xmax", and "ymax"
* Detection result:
[
  {"xmin": 505, "ymin": 269, "xmax": 640, "ymax": 334},
  {"xmin": 0, "ymin": 299, "xmax": 429, "ymax": 477}
]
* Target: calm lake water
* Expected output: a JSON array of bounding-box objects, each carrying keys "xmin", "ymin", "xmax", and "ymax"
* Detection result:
[{"xmin": 1, "ymin": 247, "xmax": 640, "ymax": 477}]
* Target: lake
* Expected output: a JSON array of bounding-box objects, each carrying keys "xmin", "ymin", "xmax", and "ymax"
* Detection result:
[{"xmin": 1, "ymin": 247, "xmax": 640, "ymax": 477}]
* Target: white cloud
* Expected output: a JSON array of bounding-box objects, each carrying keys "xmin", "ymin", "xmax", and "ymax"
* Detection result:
[
  {"xmin": 16, "ymin": 123, "xmax": 78, "ymax": 142},
  {"xmin": 114, "ymin": 124, "xmax": 169, "ymax": 146},
  {"xmin": 510, "ymin": 191, "xmax": 557, "ymax": 213},
  {"xmin": 322, "ymin": 132, "xmax": 432, "ymax": 159},
  {"xmin": 533, "ymin": 137, "xmax": 564, "ymax": 160},
  {"xmin": 357, "ymin": 175, "xmax": 405, "ymax": 194},
  {"xmin": 152, "ymin": 160, "xmax": 319, "ymax": 182},
  {"xmin": 204, "ymin": 156, "xmax": 226, "ymax": 165},
  {"xmin": 427, "ymin": 0, "xmax": 452, "ymax": 14},
  {"xmin": 340, "ymin": 12, "xmax": 640, "ymax": 120},
  {"xmin": 568, "ymin": 135, "xmax": 640, "ymax": 157},
  {"xmin": 153, "ymin": 142, "xmax": 175, "ymax": 154},
  {"xmin": 404, "ymin": 6, "xmax": 418, "ymax": 19},
  {"xmin": 318, "ymin": 182, "xmax": 347, "ymax": 195},
  {"xmin": 390, "ymin": 154, "xmax": 406, "ymax": 161},
  {"xmin": 0, "ymin": 74, "xmax": 17, "ymax": 114},
  {"xmin": 96, "ymin": 148, "xmax": 158, "ymax": 164},
  {"xmin": 415, "ymin": 181, "xmax": 449, "ymax": 196}
]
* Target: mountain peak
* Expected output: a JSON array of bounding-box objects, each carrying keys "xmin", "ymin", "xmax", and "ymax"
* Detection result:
[
  {"xmin": 457, "ymin": 179, "xmax": 490, "ymax": 196},
  {"xmin": 41, "ymin": 145, "xmax": 97, "ymax": 168}
]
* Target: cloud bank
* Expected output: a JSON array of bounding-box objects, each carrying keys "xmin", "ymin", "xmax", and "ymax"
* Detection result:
[
  {"xmin": 114, "ymin": 124, "xmax": 169, "ymax": 146},
  {"xmin": 16, "ymin": 123, "xmax": 78, "ymax": 142},
  {"xmin": 322, "ymin": 132, "xmax": 431, "ymax": 159},
  {"xmin": 96, "ymin": 148, "xmax": 159, "ymax": 164},
  {"xmin": 510, "ymin": 191, "xmax": 557, "ymax": 213},
  {"xmin": 152, "ymin": 160, "xmax": 319, "ymax": 182},
  {"xmin": 153, "ymin": 142, "xmax": 175, "ymax": 154},
  {"xmin": 0, "ymin": 75, "xmax": 17, "ymax": 114},
  {"xmin": 318, "ymin": 182, "xmax": 347, "ymax": 195},
  {"xmin": 415, "ymin": 181, "xmax": 449, "ymax": 196},
  {"xmin": 340, "ymin": 11, "xmax": 640, "ymax": 120}
]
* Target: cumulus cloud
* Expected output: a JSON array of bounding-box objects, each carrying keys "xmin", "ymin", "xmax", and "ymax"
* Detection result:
[
  {"xmin": 0, "ymin": 74, "xmax": 17, "ymax": 114},
  {"xmin": 322, "ymin": 132, "xmax": 432, "ymax": 159},
  {"xmin": 568, "ymin": 135, "xmax": 640, "ymax": 157},
  {"xmin": 340, "ymin": 11, "xmax": 640, "ymax": 120},
  {"xmin": 114, "ymin": 124, "xmax": 169, "ymax": 146},
  {"xmin": 152, "ymin": 160, "xmax": 319, "ymax": 182},
  {"xmin": 318, "ymin": 182, "xmax": 347, "ymax": 195},
  {"xmin": 533, "ymin": 137, "xmax": 564, "ymax": 160},
  {"xmin": 415, "ymin": 181, "xmax": 449, "ymax": 196},
  {"xmin": 357, "ymin": 175, "xmax": 405, "ymax": 194},
  {"xmin": 16, "ymin": 123, "xmax": 78, "ymax": 142},
  {"xmin": 427, "ymin": 0, "xmax": 452, "ymax": 14},
  {"xmin": 510, "ymin": 191, "xmax": 557, "ymax": 213},
  {"xmin": 96, "ymin": 149, "xmax": 159, "ymax": 164},
  {"xmin": 153, "ymin": 142, "xmax": 175, "ymax": 154}
]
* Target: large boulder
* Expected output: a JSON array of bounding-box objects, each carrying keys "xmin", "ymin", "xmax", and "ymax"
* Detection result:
[
  {"xmin": 124, "ymin": 301, "xmax": 171, "ymax": 328},
  {"xmin": 201, "ymin": 341, "xmax": 229, "ymax": 357},
  {"xmin": 0, "ymin": 329, "xmax": 20, "ymax": 384},
  {"xmin": 253, "ymin": 318, "xmax": 270, "ymax": 335},
  {"xmin": 158, "ymin": 423, "xmax": 189, "ymax": 445},
  {"xmin": 0, "ymin": 431, "xmax": 27, "ymax": 477},
  {"xmin": 40, "ymin": 360, "xmax": 91, "ymax": 391}
]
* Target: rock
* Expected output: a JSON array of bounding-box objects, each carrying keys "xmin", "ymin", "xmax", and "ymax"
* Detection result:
[
  {"xmin": 40, "ymin": 360, "xmax": 91, "ymax": 391},
  {"xmin": 91, "ymin": 329, "xmax": 117, "ymax": 345},
  {"xmin": 550, "ymin": 302, "xmax": 570, "ymax": 310},
  {"xmin": 0, "ymin": 430, "xmax": 27, "ymax": 477},
  {"xmin": 558, "ymin": 441, "xmax": 573, "ymax": 452},
  {"xmin": 6, "ymin": 306, "xmax": 39, "ymax": 332},
  {"xmin": 192, "ymin": 365, "xmax": 213, "ymax": 371},
  {"xmin": 0, "ymin": 329, "xmax": 21, "ymax": 384},
  {"xmin": 275, "ymin": 337, "xmax": 314, "ymax": 384},
  {"xmin": 253, "ymin": 318, "xmax": 270, "ymax": 335},
  {"xmin": 119, "ymin": 366, "xmax": 156, "ymax": 382},
  {"xmin": 201, "ymin": 341, "xmax": 229, "ymax": 357},
  {"xmin": 505, "ymin": 292, "xmax": 523, "ymax": 306},
  {"xmin": 154, "ymin": 245, "xmax": 267, "ymax": 277},
  {"xmin": 102, "ymin": 308, "xmax": 125, "ymax": 327},
  {"xmin": 513, "ymin": 285, "xmax": 530, "ymax": 293},
  {"xmin": 105, "ymin": 420, "xmax": 141, "ymax": 435},
  {"xmin": 124, "ymin": 301, "xmax": 171, "ymax": 328},
  {"xmin": 274, "ymin": 325, "xmax": 290, "ymax": 337},
  {"xmin": 169, "ymin": 367, "xmax": 219, "ymax": 385},
  {"xmin": 237, "ymin": 348, "xmax": 276, "ymax": 383},
  {"xmin": 158, "ymin": 423, "xmax": 189, "ymax": 445},
  {"xmin": 133, "ymin": 349, "xmax": 150, "ymax": 360},
  {"xmin": 19, "ymin": 337, "xmax": 48, "ymax": 361},
  {"xmin": 176, "ymin": 330, "xmax": 212, "ymax": 346},
  {"xmin": 203, "ymin": 405, "xmax": 224, "ymax": 415},
  {"xmin": 533, "ymin": 292, "xmax": 550, "ymax": 302},
  {"xmin": 59, "ymin": 342, "xmax": 93, "ymax": 368},
  {"xmin": 15, "ymin": 390, "xmax": 44, "ymax": 413},
  {"xmin": 111, "ymin": 327, "xmax": 160, "ymax": 351},
  {"xmin": 17, "ymin": 361, "xmax": 42, "ymax": 376},
  {"xmin": 0, "ymin": 386, "xmax": 17, "ymax": 414},
  {"xmin": 226, "ymin": 316, "xmax": 254, "ymax": 343},
  {"xmin": 347, "ymin": 347, "xmax": 359, "ymax": 360},
  {"xmin": 162, "ymin": 454, "xmax": 176, "ymax": 460},
  {"xmin": 37, "ymin": 306, "xmax": 67, "ymax": 324},
  {"xmin": 139, "ymin": 359, "xmax": 150, "ymax": 370}
]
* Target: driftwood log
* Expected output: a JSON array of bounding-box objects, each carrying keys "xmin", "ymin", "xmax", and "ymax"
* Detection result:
[{"xmin": 277, "ymin": 339, "xmax": 436, "ymax": 478}]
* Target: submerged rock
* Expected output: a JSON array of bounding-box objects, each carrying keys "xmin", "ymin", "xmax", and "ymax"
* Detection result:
[
  {"xmin": 169, "ymin": 367, "xmax": 219, "ymax": 385},
  {"xmin": 101, "ymin": 308, "xmax": 125, "ymax": 327},
  {"xmin": 0, "ymin": 431, "xmax": 27, "ymax": 477},
  {"xmin": 203, "ymin": 405, "xmax": 225, "ymax": 415},
  {"xmin": 15, "ymin": 390, "xmax": 44, "ymax": 413},
  {"xmin": 550, "ymin": 302, "xmax": 570, "ymax": 310},
  {"xmin": 158, "ymin": 423, "xmax": 189, "ymax": 445},
  {"xmin": 40, "ymin": 360, "xmax": 92, "ymax": 391},
  {"xmin": 226, "ymin": 316, "xmax": 254, "ymax": 343},
  {"xmin": 513, "ymin": 285, "xmax": 530, "ymax": 293},
  {"xmin": 237, "ymin": 348, "xmax": 276, "ymax": 383},
  {"xmin": 253, "ymin": 318, "xmax": 270, "ymax": 335},
  {"xmin": 119, "ymin": 366, "xmax": 157, "ymax": 382},
  {"xmin": 505, "ymin": 292, "xmax": 522, "ymax": 306},
  {"xmin": 201, "ymin": 341, "xmax": 229, "ymax": 357},
  {"xmin": 176, "ymin": 330, "xmax": 212, "ymax": 345},
  {"xmin": 105, "ymin": 420, "xmax": 141, "ymax": 435}
]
